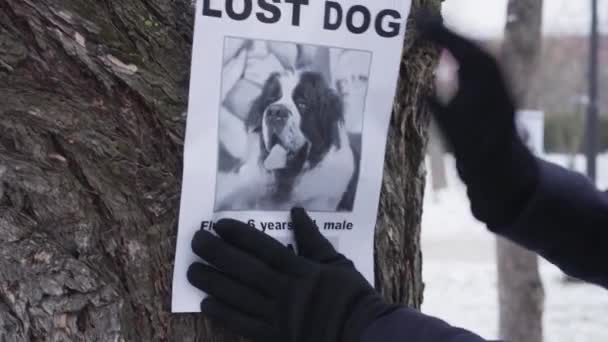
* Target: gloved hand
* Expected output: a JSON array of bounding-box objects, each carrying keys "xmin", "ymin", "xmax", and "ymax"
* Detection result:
[
  {"xmin": 188, "ymin": 208, "xmax": 395, "ymax": 342},
  {"xmin": 418, "ymin": 14, "xmax": 539, "ymax": 228}
]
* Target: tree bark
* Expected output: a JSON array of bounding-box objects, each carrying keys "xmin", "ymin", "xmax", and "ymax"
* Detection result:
[
  {"xmin": 497, "ymin": 1, "xmax": 545, "ymax": 342},
  {"xmin": 0, "ymin": 0, "xmax": 440, "ymax": 341}
]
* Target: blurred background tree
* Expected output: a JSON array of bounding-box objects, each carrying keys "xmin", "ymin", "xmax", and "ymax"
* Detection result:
[{"xmin": 496, "ymin": 1, "xmax": 545, "ymax": 342}]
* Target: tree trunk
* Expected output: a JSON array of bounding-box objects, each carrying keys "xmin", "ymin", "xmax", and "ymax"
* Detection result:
[
  {"xmin": 496, "ymin": 240, "xmax": 545, "ymax": 342},
  {"xmin": 428, "ymin": 120, "xmax": 448, "ymax": 194},
  {"xmin": 497, "ymin": 1, "xmax": 545, "ymax": 342},
  {"xmin": 0, "ymin": 0, "xmax": 440, "ymax": 341}
]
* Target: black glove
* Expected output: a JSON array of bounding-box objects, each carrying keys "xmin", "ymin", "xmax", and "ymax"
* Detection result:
[
  {"xmin": 188, "ymin": 208, "xmax": 395, "ymax": 342},
  {"xmin": 419, "ymin": 15, "xmax": 539, "ymax": 228}
]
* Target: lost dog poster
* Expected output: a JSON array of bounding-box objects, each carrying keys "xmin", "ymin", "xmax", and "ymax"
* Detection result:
[{"xmin": 172, "ymin": 0, "xmax": 412, "ymax": 312}]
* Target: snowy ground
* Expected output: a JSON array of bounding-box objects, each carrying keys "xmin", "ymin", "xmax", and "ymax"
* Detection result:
[{"xmin": 421, "ymin": 154, "xmax": 608, "ymax": 341}]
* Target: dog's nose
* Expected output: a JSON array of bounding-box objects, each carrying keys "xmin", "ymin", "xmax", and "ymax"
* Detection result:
[{"xmin": 266, "ymin": 104, "xmax": 290, "ymax": 126}]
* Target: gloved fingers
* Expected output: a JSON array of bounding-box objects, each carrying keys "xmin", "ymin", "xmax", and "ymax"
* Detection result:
[
  {"xmin": 213, "ymin": 219, "xmax": 298, "ymax": 271},
  {"xmin": 188, "ymin": 263, "xmax": 274, "ymax": 321},
  {"xmin": 201, "ymin": 297, "xmax": 276, "ymax": 341},
  {"xmin": 417, "ymin": 12, "xmax": 488, "ymax": 69},
  {"xmin": 291, "ymin": 208, "xmax": 342, "ymax": 264},
  {"xmin": 414, "ymin": 8, "xmax": 444, "ymax": 35},
  {"xmin": 191, "ymin": 229, "xmax": 279, "ymax": 296},
  {"xmin": 417, "ymin": 10, "xmax": 508, "ymax": 102},
  {"xmin": 446, "ymin": 69, "xmax": 513, "ymax": 128}
]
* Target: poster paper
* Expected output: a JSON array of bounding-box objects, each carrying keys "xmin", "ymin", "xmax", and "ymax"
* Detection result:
[{"xmin": 172, "ymin": 0, "xmax": 412, "ymax": 312}]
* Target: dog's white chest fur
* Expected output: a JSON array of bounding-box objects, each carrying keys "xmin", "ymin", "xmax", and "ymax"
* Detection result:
[
  {"xmin": 289, "ymin": 128, "xmax": 354, "ymax": 210},
  {"xmin": 217, "ymin": 127, "xmax": 354, "ymax": 211}
]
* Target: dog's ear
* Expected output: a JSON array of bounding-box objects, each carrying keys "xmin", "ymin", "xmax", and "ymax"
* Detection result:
[
  {"xmin": 246, "ymin": 72, "xmax": 281, "ymax": 132},
  {"xmin": 298, "ymin": 72, "xmax": 344, "ymax": 165},
  {"xmin": 306, "ymin": 72, "xmax": 344, "ymax": 149},
  {"xmin": 246, "ymin": 94, "xmax": 265, "ymax": 134},
  {"xmin": 321, "ymin": 90, "xmax": 344, "ymax": 149}
]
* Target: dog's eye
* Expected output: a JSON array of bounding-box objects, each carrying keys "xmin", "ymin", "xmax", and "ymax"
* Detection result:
[
  {"xmin": 252, "ymin": 126, "xmax": 262, "ymax": 133},
  {"xmin": 296, "ymin": 102, "xmax": 308, "ymax": 111}
]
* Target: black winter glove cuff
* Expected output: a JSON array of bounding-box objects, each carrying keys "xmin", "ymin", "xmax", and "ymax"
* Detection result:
[{"xmin": 460, "ymin": 135, "xmax": 540, "ymax": 228}]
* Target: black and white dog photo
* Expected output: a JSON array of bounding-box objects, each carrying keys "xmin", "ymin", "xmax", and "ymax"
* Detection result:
[{"xmin": 215, "ymin": 39, "xmax": 368, "ymax": 212}]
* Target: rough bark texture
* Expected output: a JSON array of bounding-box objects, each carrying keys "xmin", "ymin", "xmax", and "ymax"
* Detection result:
[
  {"xmin": 497, "ymin": 1, "xmax": 545, "ymax": 341},
  {"xmin": 0, "ymin": 0, "xmax": 439, "ymax": 341}
]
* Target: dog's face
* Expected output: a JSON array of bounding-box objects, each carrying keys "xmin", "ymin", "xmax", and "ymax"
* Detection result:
[{"xmin": 248, "ymin": 71, "xmax": 344, "ymax": 172}]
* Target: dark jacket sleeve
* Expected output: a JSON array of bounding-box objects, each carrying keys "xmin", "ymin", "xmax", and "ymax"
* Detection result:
[
  {"xmin": 490, "ymin": 159, "xmax": 608, "ymax": 287},
  {"xmin": 360, "ymin": 308, "xmax": 494, "ymax": 342}
]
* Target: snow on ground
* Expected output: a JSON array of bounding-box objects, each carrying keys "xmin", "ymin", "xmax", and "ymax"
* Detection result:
[{"xmin": 421, "ymin": 154, "xmax": 608, "ymax": 341}]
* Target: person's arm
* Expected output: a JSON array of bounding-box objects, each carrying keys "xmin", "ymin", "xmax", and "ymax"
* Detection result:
[
  {"xmin": 361, "ymin": 308, "xmax": 493, "ymax": 342},
  {"xmin": 490, "ymin": 159, "xmax": 608, "ymax": 287},
  {"xmin": 420, "ymin": 16, "xmax": 608, "ymax": 288}
]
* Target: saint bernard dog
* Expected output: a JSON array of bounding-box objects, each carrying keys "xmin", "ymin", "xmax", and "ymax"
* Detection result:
[{"xmin": 216, "ymin": 71, "xmax": 357, "ymax": 211}]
